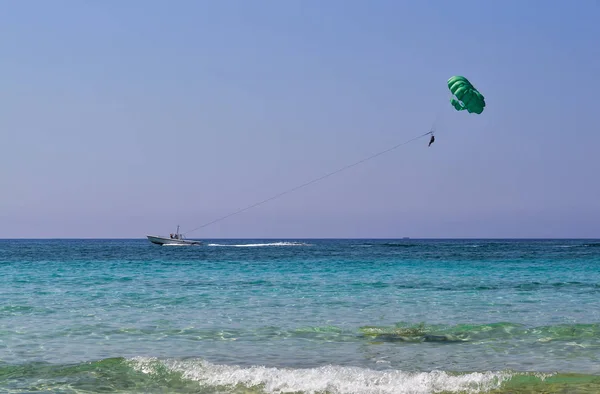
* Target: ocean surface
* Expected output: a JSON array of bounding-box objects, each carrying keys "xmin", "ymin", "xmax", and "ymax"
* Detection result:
[{"xmin": 1, "ymin": 238, "xmax": 600, "ymax": 393}]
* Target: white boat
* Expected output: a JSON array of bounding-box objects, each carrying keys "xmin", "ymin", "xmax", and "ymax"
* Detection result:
[{"xmin": 146, "ymin": 225, "xmax": 202, "ymax": 246}]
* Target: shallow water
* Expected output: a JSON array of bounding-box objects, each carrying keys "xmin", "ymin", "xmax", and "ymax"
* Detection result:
[{"xmin": 1, "ymin": 238, "xmax": 599, "ymax": 392}]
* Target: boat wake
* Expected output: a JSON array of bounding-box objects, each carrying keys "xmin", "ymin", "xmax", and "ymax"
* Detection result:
[{"xmin": 207, "ymin": 242, "xmax": 310, "ymax": 247}]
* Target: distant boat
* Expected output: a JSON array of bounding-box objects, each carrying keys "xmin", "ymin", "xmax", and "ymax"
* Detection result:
[{"xmin": 146, "ymin": 225, "xmax": 202, "ymax": 246}]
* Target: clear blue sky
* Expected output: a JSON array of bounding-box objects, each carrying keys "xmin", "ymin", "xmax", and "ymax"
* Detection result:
[{"xmin": 1, "ymin": 0, "xmax": 599, "ymax": 238}]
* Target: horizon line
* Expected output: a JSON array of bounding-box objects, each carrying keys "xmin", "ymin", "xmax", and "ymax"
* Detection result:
[{"xmin": 1, "ymin": 237, "xmax": 599, "ymax": 240}]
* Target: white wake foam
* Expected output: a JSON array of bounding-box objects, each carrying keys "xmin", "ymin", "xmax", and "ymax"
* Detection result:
[
  {"xmin": 207, "ymin": 242, "xmax": 310, "ymax": 247},
  {"xmin": 129, "ymin": 357, "xmax": 512, "ymax": 393}
]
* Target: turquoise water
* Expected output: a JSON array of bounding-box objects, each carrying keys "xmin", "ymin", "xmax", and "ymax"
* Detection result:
[{"xmin": 1, "ymin": 239, "xmax": 600, "ymax": 393}]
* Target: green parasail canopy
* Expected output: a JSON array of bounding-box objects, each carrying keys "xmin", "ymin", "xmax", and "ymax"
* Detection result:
[{"xmin": 447, "ymin": 76, "xmax": 486, "ymax": 114}]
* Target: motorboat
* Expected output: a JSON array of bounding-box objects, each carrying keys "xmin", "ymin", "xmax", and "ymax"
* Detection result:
[{"xmin": 146, "ymin": 225, "xmax": 201, "ymax": 245}]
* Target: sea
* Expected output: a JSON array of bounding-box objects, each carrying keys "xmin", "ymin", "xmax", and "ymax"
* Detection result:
[{"xmin": 1, "ymin": 238, "xmax": 600, "ymax": 393}]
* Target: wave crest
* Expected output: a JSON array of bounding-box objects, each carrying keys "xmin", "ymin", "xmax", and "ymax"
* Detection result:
[{"xmin": 129, "ymin": 357, "xmax": 512, "ymax": 393}]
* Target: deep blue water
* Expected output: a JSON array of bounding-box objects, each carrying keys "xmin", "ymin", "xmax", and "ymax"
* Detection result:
[{"xmin": 1, "ymin": 238, "xmax": 600, "ymax": 393}]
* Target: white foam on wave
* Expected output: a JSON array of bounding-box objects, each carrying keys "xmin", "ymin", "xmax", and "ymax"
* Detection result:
[
  {"xmin": 129, "ymin": 357, "xmax": 513, "ymax": 393},
  {"xmin": 207, "ymin": 242, "xmax": 310, "ymax": 247}
]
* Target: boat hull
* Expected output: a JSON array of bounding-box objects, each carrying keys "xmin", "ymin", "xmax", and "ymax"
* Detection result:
[{"xmin": 146, "ymin": 235, "xmax": 201, "ymax": 245}]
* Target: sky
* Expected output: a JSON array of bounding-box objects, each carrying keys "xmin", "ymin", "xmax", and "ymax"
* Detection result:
[{"xmin": 1, "ymin": 0, "xmax": 599, "ymax": 239}]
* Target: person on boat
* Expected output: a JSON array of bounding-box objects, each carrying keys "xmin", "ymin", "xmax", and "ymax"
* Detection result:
[{"xmin": 170, "ymin": 233, "xmax": 174, "ymax": 239}]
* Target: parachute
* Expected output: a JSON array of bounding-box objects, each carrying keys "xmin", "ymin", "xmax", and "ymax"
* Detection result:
[{"xmin": 447, "ymin": 76, "xmax": 485, "ymax": 114}]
